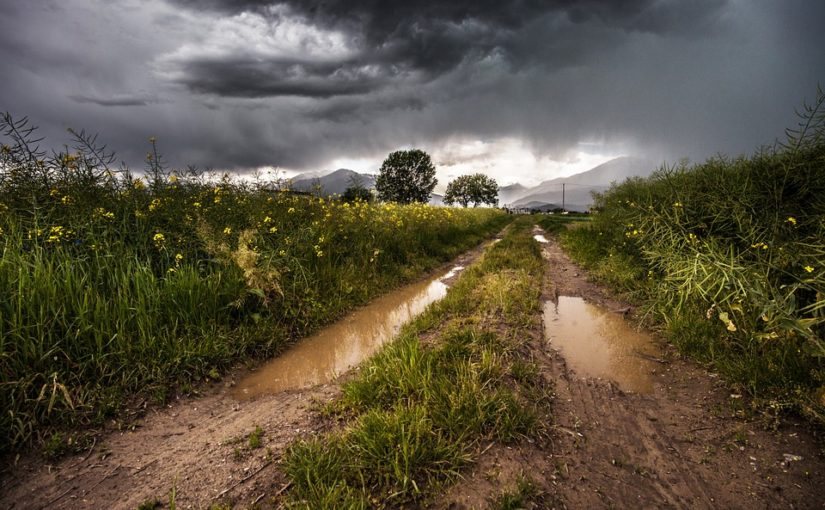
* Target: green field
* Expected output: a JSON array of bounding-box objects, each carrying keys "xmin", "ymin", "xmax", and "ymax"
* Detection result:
[{"xmin": 0, "ymin": 121, "xmax": 510, "ymax": 451}]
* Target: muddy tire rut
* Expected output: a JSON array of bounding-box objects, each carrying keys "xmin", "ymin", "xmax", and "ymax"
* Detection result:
[
  {"xmin": 536, "ymin": 226, "xmax": 824, "ymax": 509},
  {"xmin": 1, "ymin": 382, "xmax": 337, "ymax": 509}
]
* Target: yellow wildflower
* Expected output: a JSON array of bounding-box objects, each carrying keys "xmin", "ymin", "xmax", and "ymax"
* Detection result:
[
  {"xmin": 223, "ymin": 227, "xmax": 232, "ymax": 236},
  {"xmin": 269, "ymin": 226, "xmax": 278, "ymax": 233},
  {"xmin": 175, "ymin": 253, "xmax": 184, "ymax": 263},
  {"xmin": 288, "ymin": 207, "xmax": 295, "ymax": 214},
  {"xmin": 787, "ymin": 216, "xmax": 797, "ymax": 226},
  {"xmin": 153, "ymin": 232, "xmax": 165, "ymax": 246},
  {"xmin": 804, "ymin": 265, "xmax": 814, "ymax": 273},
  {"xmin": 193, "ymin": 202, "xmax": 202, "ymax": 208},
  {"xmin": 47, "ymin": 226, "xmax": 65, "ymax": 243},
  {"xmin": 94, "ymin": 207, "xmax": 115, "ymax": 220}
]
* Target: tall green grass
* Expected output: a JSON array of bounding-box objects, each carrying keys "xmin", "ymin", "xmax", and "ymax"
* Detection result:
[
  {"xmin": 283, "ymin": 219, "xmax": 550, "ymax": 508},
  {"xmin": 559, "ymin": 89, "xmax": 825, "ymax": 424},
  {"xmin": 0, "ymin": 114, "xmax": 511, "ymax": 450}
]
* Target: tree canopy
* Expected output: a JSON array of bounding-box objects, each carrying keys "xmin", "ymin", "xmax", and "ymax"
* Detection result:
[
  {"xmin": 375, "ymin": 149, "xmax": 437, "ymax": 204},
  {"xmin": 444, "ymin": 173, "xmax": 499, "ymax": 207}
]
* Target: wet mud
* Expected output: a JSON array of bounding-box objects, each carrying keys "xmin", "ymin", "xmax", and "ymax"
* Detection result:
[
  {"xmin": 543, "ymin": 296, "xmax": 661, "ymax": 393},
  {"xmin": 235, "ymin": 265, "xmax": 464, "ymax": 398}
]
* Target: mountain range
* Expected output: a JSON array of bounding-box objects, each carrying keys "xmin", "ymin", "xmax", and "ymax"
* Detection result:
[
  {"xmin": 289, "ymin": 168, "xmax": 376, "ymax": 195},
  {"xmin": 287, "ymin": 156, "xmax": 656, "ymax": 211}
]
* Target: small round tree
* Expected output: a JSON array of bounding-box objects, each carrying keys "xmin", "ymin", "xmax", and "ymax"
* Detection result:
[
  {"xmin": 342, "ymin": 174, "xmax": 374, "ymax": 203},
  {"xmin": 444, "ymin": 173, "xmax": 499, "ymax": 207},
  {"xmin": 375, "ymin": 149, "xmax": 437, "ymax": 204},
  {"xmin": 342, "ymin": 185, "xmax": 373, "ymax": 203}
]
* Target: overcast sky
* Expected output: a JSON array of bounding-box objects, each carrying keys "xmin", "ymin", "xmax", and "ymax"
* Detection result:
[{"xmin": 2, "ymin": 0, "xmax": 823, "ymax": 186}]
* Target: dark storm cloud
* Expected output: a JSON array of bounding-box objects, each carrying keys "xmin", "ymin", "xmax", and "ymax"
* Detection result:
[
  {"xmin": 69, "ymin": 94, "xmax": 161, "ymax": 107},
  {"xmin": 173, "ymin": 57, "xmax": 401, "ymax": 98},
  {"xmin": 163, "ymin": 0, "xmax": 729, "ymax": 99},
  {"xmin": 1, "ymin": 0, "xmax": 824, "ymax": 178}
]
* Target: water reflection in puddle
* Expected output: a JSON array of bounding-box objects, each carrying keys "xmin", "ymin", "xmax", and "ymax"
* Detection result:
[
  {"xmin": 533, "ymin": 234, "xmax": 549, "ymax": 243},
  {"xmin": 234, "ymin": 265, "xmax": 464, "ymax": 399},
  {"xmin": 543, "ymin": 296, "xmax": 661, "ymax": 393}
]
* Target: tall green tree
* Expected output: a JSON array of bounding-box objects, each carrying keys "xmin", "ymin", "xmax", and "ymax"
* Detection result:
[
  {"xmin": 444, "ymin": 174, "xmax": 499, "ymax": 207},
  {"xmin": 375, "ymin": 149, "xmax": 437, "ymax": 204}
]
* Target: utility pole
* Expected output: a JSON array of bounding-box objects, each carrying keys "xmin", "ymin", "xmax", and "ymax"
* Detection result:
[{"xmin": 562, "ymin": 183, "xmax": 565, "ymax": 212}]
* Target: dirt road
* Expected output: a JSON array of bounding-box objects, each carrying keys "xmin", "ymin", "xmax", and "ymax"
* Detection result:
[
  {"xmin": 449, "ymin": 227, "xmax": 823, "ymax": 509},
  {"xmin": 2, "ymin": 228, "xmax": 823, "ymax": 509}
]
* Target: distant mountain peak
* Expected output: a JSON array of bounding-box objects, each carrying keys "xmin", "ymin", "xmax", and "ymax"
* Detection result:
[
  {"xmin": 327, "ymin": 168, "xmax": 359, "ymax": 177},
  {"xmin": 289, "ymin": 168, "xmax": 376, "ymax": 196},
  {"xmin": 503, "ymin": 156, "xmax": 655, "ymax": 211}
]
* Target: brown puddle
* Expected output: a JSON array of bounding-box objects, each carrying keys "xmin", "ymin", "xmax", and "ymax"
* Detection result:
[
  {"xmin": 234, "ymin": 265, "xmax": 464, "ymax": 399},
  {"xmin": 543, "ymin": 296, "xmax": 661, "ymax": 393}
]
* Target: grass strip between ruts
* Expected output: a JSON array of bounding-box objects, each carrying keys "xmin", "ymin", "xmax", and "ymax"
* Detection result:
[{"xmin": 282, "ymin": 217, "xmax": 551, "ymax": 509}]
